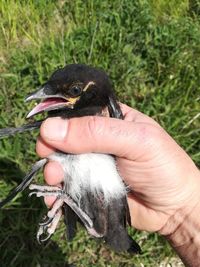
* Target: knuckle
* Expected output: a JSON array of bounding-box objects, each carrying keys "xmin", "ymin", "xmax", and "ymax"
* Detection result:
[
  {"xmin": 86, "ymin": 116, "xmax": 106, "ymax": 139},
  {"xmin": 135, "ymin": 123, "xmax": 165, "ymax": 148},
  {"xmin": 135, "ymin": 124, "xmax": 156, "ymax": 144}
]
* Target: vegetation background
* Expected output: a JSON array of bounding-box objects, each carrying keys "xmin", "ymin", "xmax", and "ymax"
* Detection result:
[{"xmin": 0, "ymin": 0, "xmax": 199, "ymax": 266}]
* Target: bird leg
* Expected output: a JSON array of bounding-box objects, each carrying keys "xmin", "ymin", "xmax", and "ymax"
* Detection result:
[{"xmin": 29, "ymin": 184, "xmax": 103, "ymax": 240}]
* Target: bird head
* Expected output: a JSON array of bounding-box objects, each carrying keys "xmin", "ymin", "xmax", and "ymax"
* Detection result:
[{"xmin": 26, "ymin": 64, "xmax": 122, "ymax": 119}]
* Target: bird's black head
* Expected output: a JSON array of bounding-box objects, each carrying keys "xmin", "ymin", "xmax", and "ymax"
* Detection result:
[{"xmin": 26, "ymin": 64, "xmax": 122, "ymax": 119}]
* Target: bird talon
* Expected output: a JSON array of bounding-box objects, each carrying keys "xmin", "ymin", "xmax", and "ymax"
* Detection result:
[
  {"xmin": 39, "ymin": 232, "xmax": 52, "ymax": 243},
  {"xmin": 39, "ymin": 216, "xmax": 53, "ymax": 226},
  {"xmin": 37, "ymin": 224, "xmax": 52, "ymax": 243},
  {"xmin": 28, "ymin": 191, "xmax": 43, "ymax": 198},
  {"xmin": 28, "ymin": 191, "xmax": 36, "ymax": 197},
  {"xmin": 37, "ymin": 209, "xmax": 62, "ymax": 244}
]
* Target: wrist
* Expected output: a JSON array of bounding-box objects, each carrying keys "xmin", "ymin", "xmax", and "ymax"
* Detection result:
[{"xmin": 159, "ymin": 169, "xmax": 200, "ymax": 267}]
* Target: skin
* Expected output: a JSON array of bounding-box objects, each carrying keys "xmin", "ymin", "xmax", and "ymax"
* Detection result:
[{"xmin": 36, "ymin": 104, "xmax": 200, "ymax": 265}]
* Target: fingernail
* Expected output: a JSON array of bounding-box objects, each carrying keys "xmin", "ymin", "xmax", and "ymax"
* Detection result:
[{"xmin": 42, "ymin": 117, "xmax": 68, "ymax": 141}]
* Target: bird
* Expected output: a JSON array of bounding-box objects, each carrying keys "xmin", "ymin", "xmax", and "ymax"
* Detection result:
[{"xmin": 0, "ymin": 64, "xmax": 141, "ymax": 253}]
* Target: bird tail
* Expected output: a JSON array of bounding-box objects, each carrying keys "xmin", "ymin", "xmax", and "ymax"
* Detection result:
[
  {"xmin": 63, "ymin": 204, "xmax": 79, "ymax": 241},
  {"xmin": 105, "ymin": 197, "xmax": 142, "ymax": 253},
  {"xmin": 105, "ymin": 223, "xmax": 141, "ymax": 254},
  {"xmin": 0, "ymin": 158, "xmax": 47, "ymax": 208},
  {"xmin": 0, "ymin": 120, "xmax": 43, "ymax": 139}
]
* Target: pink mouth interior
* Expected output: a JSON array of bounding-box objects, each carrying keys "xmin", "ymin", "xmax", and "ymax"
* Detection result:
[{"xmin": 27, "ymin": 98, "xmax": 67, "ymax": 118}]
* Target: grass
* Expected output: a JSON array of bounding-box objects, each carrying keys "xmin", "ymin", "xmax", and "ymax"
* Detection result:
[{"xmin": 0, "ymin": 0, "xmax": 199, "ymax": 266}]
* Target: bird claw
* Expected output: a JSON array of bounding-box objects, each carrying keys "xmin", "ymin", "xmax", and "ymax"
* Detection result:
[
  {"xmin": 37, "ymin": 224, "xmax": 52, "ymax": 243},
  {"xmin": 37, "ymin": 208, "xmax": 63, "ymax": 244},
  {"xmin": 39, "ymin": 215, "xmax": 54, "ymax": 226}
]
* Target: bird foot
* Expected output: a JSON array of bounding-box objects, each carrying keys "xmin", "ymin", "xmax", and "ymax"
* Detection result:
[
  {"xmin": 29, "ymin": 183, "xmax": 103, "ymax": 239},
  {"xmin": 29, "ymin": 184, "xmax": 64, "ymax": 243}
]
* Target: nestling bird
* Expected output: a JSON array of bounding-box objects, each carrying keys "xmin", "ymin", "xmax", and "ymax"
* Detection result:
[{"xmin": 0, "ymin": 64, "xmax": 141, "ymax": 253}]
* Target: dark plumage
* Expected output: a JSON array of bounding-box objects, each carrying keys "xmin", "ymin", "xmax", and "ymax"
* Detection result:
[{"xmin": 0, "ymin": 64, "xmax": 141, "ymax": 254}]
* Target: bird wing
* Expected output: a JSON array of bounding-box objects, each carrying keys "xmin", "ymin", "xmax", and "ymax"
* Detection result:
[
  {"xmin": 107, "ymin": 96, "xmax": 123, "ymax": 119},
  {"xmin": 0, "ymin": 158, "xmax": 47, "ymax": 208},
  {"xmin": 0, "ymin": 120, "xmax": 43, "ymax": 139}
]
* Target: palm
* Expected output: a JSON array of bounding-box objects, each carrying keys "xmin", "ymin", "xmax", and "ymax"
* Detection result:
[{"xmin": 119, "ymin": 106, "xmax": 199, "ymax": 231}]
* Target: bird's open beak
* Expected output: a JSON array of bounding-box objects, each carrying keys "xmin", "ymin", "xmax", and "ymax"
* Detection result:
[{"xmin": 25, "ymin": 86, "xmax": 75, "ymax": 118}]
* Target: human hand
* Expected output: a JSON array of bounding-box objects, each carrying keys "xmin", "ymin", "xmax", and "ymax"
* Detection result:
[{"xmin": 36, "ymin": 104, "xmax": 200, "ymax": 234}]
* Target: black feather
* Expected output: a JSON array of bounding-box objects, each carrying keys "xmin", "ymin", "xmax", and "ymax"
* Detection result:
[
  {"xmin": 105, "ymin": 197, "xmax": 141, "ymax": 253},
  {"xmin": 0, "ymin": 158, "xmax": 47, "ymax": 208},
  {"xmin": 0, "ymin": 120, "xmax": 43, "ymax": 139},
  {"xmin": 63, "ymin": 204, "xmax": 79, "ymax": 241},
  {"xmin": 108, "ymin": 96, "xmax": 123, "ymax": 119}
]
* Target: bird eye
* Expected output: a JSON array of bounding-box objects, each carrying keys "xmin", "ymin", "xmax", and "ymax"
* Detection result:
[{"xmin": 68, "ymin": 85, "xmax": 82, "ymax": 97}]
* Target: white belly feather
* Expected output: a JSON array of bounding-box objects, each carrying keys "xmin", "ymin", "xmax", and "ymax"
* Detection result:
[{"xmin": 48, "ymin": 152, "xmax": 126, "ymax": 203}]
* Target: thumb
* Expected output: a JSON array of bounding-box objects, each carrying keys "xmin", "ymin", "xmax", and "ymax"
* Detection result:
[{"xmin": 39, "ymin": 116, "xmax": 145, "ymax": 158}]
